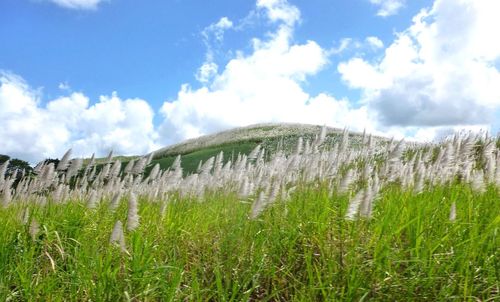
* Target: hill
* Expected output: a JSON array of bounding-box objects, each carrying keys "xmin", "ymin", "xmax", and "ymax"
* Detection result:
[{"xmin": 149, "ymin": 123, "xmax": 389, "ymax": 174}]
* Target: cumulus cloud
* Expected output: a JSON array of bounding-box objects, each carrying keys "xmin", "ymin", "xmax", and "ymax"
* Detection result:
[
  {"xmin": 158, "ymin": 0, "xmax": 371, "ymax": 144},
  {"xmin": 0, "ymin": 72, "xmax": 158, "ymax": 163},
  {"xmin": 339, "ymin": 0, "xmax": 500, "ymax": 135},
  {"xmin": 369, "ymin": 0, "xmax": 405, "ymax": 17},
  {"xmin": 46, "ymin": 0, "xmax": 106, "ymax": 10}
]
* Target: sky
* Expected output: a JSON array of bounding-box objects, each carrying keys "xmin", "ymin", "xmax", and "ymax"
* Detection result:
[{"xmin": 1, "ymin": 0, "xmax": 500, "ymax": 163}]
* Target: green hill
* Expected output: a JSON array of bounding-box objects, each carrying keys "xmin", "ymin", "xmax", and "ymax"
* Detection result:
[{"xmin": 148, "ymin": 123, "xmax": 389, "ymax": 175}]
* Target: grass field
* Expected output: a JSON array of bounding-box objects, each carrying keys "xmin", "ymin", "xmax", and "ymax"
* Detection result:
[
  {"xmin": 0, "ymin": 182, "xmax": 498, "ymax": 300},
  {"xmin": 0, "ymin": 128, "xmax": 499, "ymax": 301}
]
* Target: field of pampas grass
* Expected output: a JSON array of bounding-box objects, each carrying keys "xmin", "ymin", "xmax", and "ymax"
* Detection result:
[{"xmin": 0, "ymin": 128, "xmax": 499, "ymax": 301}]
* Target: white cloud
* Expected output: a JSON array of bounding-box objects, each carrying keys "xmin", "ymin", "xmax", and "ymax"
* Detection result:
[
  {"xmin": 202, "ymin": 17, "xmax": 233, "ymax": 45},
  {"xmin": 369, "ymin": 0, "xmax": 405, "ymax": 17},
  {"xmin": 197, "ymin": 17, "xmax": 234, "ymax": 84},
  {"xmin": 58, "ymin": 82, "xmax": 71, "ymax": 91},
  {"xmin": 338, "ymin": 0, "xmax": 500, "ymax": 135},
  {"xmin": 158, "ymin": 0, "xmax": 371, "ymax": 145},
  {"xmin": 256, "ymin": 0, "xmax": 300, "ymax": 26},
  {"xmin": 366, "ymin": 36, "xmax": 384, "ymax": 49},
  {"xmin": 196, "ymin": 62, "xmax": 219, "ymax": 84},
  {"xmin": 0, "ymin": 72, "xmax": 158, "ymax": 163},
  {"xmin": 46, "ymin": 0, "xmax": 106, "ymax": 10}
]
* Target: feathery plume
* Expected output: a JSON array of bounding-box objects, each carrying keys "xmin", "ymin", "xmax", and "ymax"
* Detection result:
[
  {"xmin": 359, "ymin": 187, "xmax": 374, "ymax": 218},
  {"xmin": 66, "ymin": 158, "xmax": 83, "ymax": 180},
  {"xmin": 296, "ymin": 137, "xmax": 303, "ymax": 155},
  {"xmin": 0, "ymin": 159, "xmax": 9, "ymax": 184},
  {"xmin": 250, "ymin": 191, "xmax": 267, "ymax": 219},
  {"xmin": 29, "ymin": 219, "xmax": 40, "ymax": 240},
  {"xmin": 131, "ymin": 157, "xmax": 147, "ymax": 175},
  {"xmin": 1, "ymin": 187, "xmax": 12, "ymax": 208},
  {"xmin": 315, "ymin": 125, "xmax": 327, "ymax": 146},
  {"xmin": 124, "ymin": 160, "xmax": 135, "ymax": 174},
  {"xmin": 346, "ymin": 190, "xmax": 364, "ymax": 220},
  {"xmin": 110, "ymin": 191, "xmax": 121, "ymax": 211},
  {"xmin": 471, "ymin": 170, "xmax": 486, "ymax": 193},
  {"xmin": 338, "ymin": 169, "xmax": 355, "ymax": 194},
  {"xmin": 87, "ymin": 190, "xmax": 98, "ymax": 209},
  {"xmin": 110, "ymin": 160, "xmax": 122, "ymax": 179},
  {"xmin": 57, "ymin": 148, "xmax": 72, "ymax": 171},
  {"xmin": 248, "ymin": 145, "xmax": 261, "ymax": 160},
  {"xmin": 449, "ymin": 202, "xmax": 457, "ymax": 222},
  {"xmin": 149, "ymin": 163, "xmax": 161, "ymax": 181},
  {"xmin": 105, "ymin": 150, "xmax": 114, "ymax": 164},
  {"xmin": 127, "ymin": 192, "xmax": 140, "ymax": 231},
  {"xmin": 109, "ymin": 220, "xmax": 127, "ymax": 252}
]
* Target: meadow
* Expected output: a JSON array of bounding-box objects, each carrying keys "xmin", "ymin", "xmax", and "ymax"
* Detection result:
[{"xmin": 0, "ymin": 128, "xmax": 499, "ymax": 301}]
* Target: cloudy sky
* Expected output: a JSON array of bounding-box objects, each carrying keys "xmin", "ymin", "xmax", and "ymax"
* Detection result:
[{"xmin": 1, "ymin": 0, "xmax": 500, "ymax": 162}]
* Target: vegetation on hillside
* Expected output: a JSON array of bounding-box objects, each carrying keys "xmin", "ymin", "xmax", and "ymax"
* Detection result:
[{"xmin": 0, "ymin": 127, "xmax": 498, "ymax": 300}]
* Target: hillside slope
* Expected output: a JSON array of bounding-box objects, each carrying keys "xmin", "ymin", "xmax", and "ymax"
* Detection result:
[{"xmin": 150, "ymin": 123, "xmax": 389, "ymax": 174}]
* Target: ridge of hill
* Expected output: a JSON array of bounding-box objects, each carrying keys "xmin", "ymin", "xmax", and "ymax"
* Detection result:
[{"xmin": 149, "ymin": 123, "xmax": 390, "ymax": 174}]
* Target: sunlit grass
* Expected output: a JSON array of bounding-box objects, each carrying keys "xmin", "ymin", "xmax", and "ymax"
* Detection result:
[{"xmin": 1, "ymin": 182, "xmax": 498, "ymax": 301}]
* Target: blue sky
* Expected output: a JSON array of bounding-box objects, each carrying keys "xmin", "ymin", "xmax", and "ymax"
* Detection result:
[
  {"xmin": 1, "ymin": 0, "xmax": 500, "ymax": 162},
  {"xmin": 1, "ymin": 0, "xmax": 429, "ymax": 104}
]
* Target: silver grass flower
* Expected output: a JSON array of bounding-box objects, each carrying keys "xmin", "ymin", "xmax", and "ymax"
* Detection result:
[
  {"xmin": 20, "ymin": 208, "xmax": 30, "ymax": 225},
  {"xmin": 87, "ymin": 190, "xmax": 98, "ymax": 209},
  {"xmin": 200, "ymin": 157, "xmax": 215, "ymax": 175},
  {"xmin": 495, "ymin": 154, "xmax": 500, "ymax": 186},
  {"xmin": 172, "ymin": 155, "xmax": 182, "ymax": 171},
  {"xmin": 239, "ymin": 178, "xmax": 250, "ymax": 198},
  {"xmin": 110, "ymin": 160, "xmax": 122, "ymax": 179},
  {"xmin": 146, "ymin": 151, "xmax": 155, "ymax": 166},
  {"xmin": 57, "ymin": 148, "xmax": 72, "ymax": 171},
  {"xmin": 346, "ymin": 190, "xmax": 364, "ymax": 220},
  {"xmin": 338, "ymin": 169, "xmax": 355, "ymax": 194},
  {"xmin": 41, "ymin": 163, "xmax": 55, "ymax": 187},
  {"xmin": 295, "ymin": 137, "xmax": 303, "ymax": 155},
  {"xmin": 160, "ymin": 197, "xmax": 168, "ymax": 218},
  {"xmin": 124, "ymin": 159, "xmax": 135, "ymax": 174},
  {"xmin": 52, "ymin": 184, "xmax": 64, "ymax": 203},
  {"xmin": 66, "ymin": 158, "xmax": 83, "ymax": 180},
  {"xmin": 449, "ymin": 202, "xmax": 457, "ymax": 222},
  {"xmin": 214, "ymin": 151, "xmax": 224, "ymax": 174},
  {"xmin": 339, "ymin": 128, "xmax": 349, "ymax": 155},
  {"xmin": 483, "ymin": 140, "xmax": 495, "ymax": 161},
  {"xmin": 485, "ymin": 155, "xmax": 496, "ymax": 183},
  {"xmin": 29, "ymin": 219, "xmax": 40, "ymax": 240},
  {"xmin": 315, "ymin": 125, "xmax": 327, "ymax": 146},
  {"xmin": 248, "ymin": 145, "xmax": 261, "ymax": 160},
  {"xmin": 109, "ymin": 220, "xmax": 127, "ymax": 252},
  {"xmin": 304, "ymin": 139, "xmax": 311, "ymax": 155},
  {"xmin": 1, "ymin": 187, "xmax": 12, "ymax": 208},
  {"xmin": 84, "ymin": 153, "xmax": 96, "ymax": 175},
  {"xmin": 0, "ymin": 159, "xmax": 9, "ymax": 184},
  {"xmin": 101, "ymin": 164, "xmax": 111, "ymax": 179},
  {"xmin": 471, "ymin": 170, "xmax": 486, "ymax": 193},
  {"xmin": 360, "ymin": 187, "xmax": 374, "ymax": 218},
  {"xmin": 268, "ymin": 181, "xmax": 280, "ymax": 203},
  {"xmin": 110, "ymin": 191, "xmax": 121, "ymax": 211},
  {"xmin": 250, "ymin": 191, "xmax": 267, "ymax": 219},
  {"xmin": 105, "ymin": 150, "xmax": 114, "ymax": 164},
  {"xmin": 88, "ymin": 166, "xmax": 97, "ymax": 180},
  {"xmin": 256, "ymin": 148, "xmax": 265, "ymax": 163},
  {"xmin": 127, "ymin": 192, "xmax": 140, "ymax": 231},
  {"xmin": 132, "ymin": 157, "xmax": 147, "ymax": 175},
  {"xmin": 149, "ymin": 163, "xmax": 161, "ymax": 181}
]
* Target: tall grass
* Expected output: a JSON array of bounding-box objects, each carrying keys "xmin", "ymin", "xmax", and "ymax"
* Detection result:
[{"xmin": 0, "ymin": 128, "xmax": 499, "ymax": 300}]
